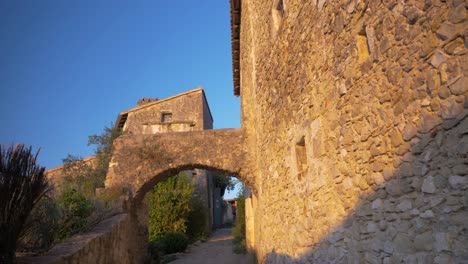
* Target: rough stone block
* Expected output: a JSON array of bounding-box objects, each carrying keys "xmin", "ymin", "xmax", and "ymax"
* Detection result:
[
  {"xmin": 448, "ymin": 175, "xmax": 466, "ymax": 188},
  {"xmin": 448, "ymin": 76, "xmax": 467, "ymax": 95},
  {"xmin": 430, "ymin": 50, "xmax": 448, "ymax": 68},
  {"xmin": 434, "ymin": 233, "xmax": 451, "ymax": 252}
]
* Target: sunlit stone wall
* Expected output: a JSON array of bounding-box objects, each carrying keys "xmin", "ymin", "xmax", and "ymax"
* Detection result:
[{"xmin": 238, "ymin": 0, "xmax": 467, "ymax": 262}]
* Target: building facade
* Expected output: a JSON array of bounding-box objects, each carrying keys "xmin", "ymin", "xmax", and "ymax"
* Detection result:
[
  {"xmin": 231, "ymin": 0, "xmax": 467, "ymax": 262},
  {"xmin": 115, "ymin": 87, "xmax": 221, "ymax": 232}
]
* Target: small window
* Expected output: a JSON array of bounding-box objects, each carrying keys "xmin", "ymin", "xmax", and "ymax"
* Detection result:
[
  {"xmin": 272, "ymin": 0, "xmax": 285, "ymax": 35},
  {"xmin": 295, "ymin": 137, "xmax": 308, "ymax": 180},
  {"xmin": 276, "ymin": 0, "xmax": 285, "ymax": 17},
  {"xmin": 161, "ymin": 112, "xmax": 172, "ymax": 123}
]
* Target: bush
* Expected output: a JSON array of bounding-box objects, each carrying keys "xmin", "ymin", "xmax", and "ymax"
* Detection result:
[
  {"xmin": 159, "ymin": 232, "xmax": 189, "ymax": 254},
  {"xmin": 145, "ymin": 172, "xmax": 194, "ymax": 242},
  {"xmin": 233, "ymin": 238, "xmax": 246, "ymax": 254},
  {"xmin": 145, "ymin": 240, "xmax": 161, "ymax": 264},
  {"xmin": 4, "ymin": 125, "xmax": 122, "ymax": 257},
  {"xmin": 0, "ymin": 144, "xmax": 50, "ymax": 264},
  {"xmin": 232, "ymin": 191, "xmax": 246, "ymax": 254},
  {"xmin": 56, "ymin": 188, "xmax": 94, "ymax": 240},
  {"xmin": 17, "ymin": 197, "xmax": 60, "ymax": 253},
  {"xmin": 58, "ymin": 125, "xmax": 121, "ymax": 198},
  {"xmin": 52, "ymin": 125, "xmax": 120, "ymax": 241},
  {"xmin": 186, "ymin": 197, "xmax": 208, "ymax": 242}
]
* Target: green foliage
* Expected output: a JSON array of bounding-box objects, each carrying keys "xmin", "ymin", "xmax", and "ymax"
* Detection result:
[
  {"xmin": 145, "ymin": 240, "xmax": 161, "ymax": 264},
  {"xmin": 18, "ymin": 197, "xmax": 60, "ymax": 253},
  {"xmin": 186, "ymin": 197, "xmax": 208, "ymax": 241},
  {"xmin": 146, "ymin": 172, "xmax": 195, "ymax": 242},
  {"xmin": 11, "ymin": 125, "xmax": 122, "ymax": 255},
  {"xmin": 87, "ymin": 126, "xmax": 121, "ymax": 184},
  {"xmin": 232, "ymin": 187, "xmax": 247, "ymax": 254},
  {"xmin": 56, "ymin": 188, "xmax": 94, "ymax": 240},
  {"xmin": 88, "ymin": 126, "xmax": 121, "ymax": 157},
  {"xmin": 96, "ymin": 186, "xmax": 123, "ymax": 204},
  {"xmin": 59, "ymin": 125, "xmax": 121, "ymax": 198},
  {"xmin": 233, "ymin": 239, "xmax": 246, "ymax": 254},
  {"xmin": 212, "ymin": 171, "xmax": 235, "ymax": 197},
  {"xmin": 145, "ymin": 232, "xmax": 188, "ymax": 263},
  {"xmin": 158, "ymin": 232, "xmax": 189, "ymax": 254},
  {"xmin": 52, "ymin": 125, "xmax": 120, "ymax": 241},
  {"xmin": 60, "ymin": 156, "xmax": 101, "ymax": 198},
  {"xmin": 0, "ymin": 144, "xmax": 50, "ymax": 264}
]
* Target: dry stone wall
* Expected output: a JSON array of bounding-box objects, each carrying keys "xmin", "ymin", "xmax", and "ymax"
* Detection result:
[
  {"xmin": 121, "ymin": 88, "xmax": 211, "ymax": 134},
  {"xmin": 105, "ymin": 128, "xmax": 248, "ymax": 204},
  {"xmin": 239, "ymin": 0, "xmax": 467, "ymax": 263},
  {"xmin": 18, "ymin": 214, "xmax": 139, "ymax": 264}
]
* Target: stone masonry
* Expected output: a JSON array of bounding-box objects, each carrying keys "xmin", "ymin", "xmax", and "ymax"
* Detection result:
[
  {"xmin": 235, "ymin": 0, "xmax": 467, "ymax": 263},
  {"xmin": 105, "ymin": 0, "xmax": 467, "ymax": 262},
  {"xmin": 105, "ymin": 128, "xmax": 248, "ymax": 204},
  {"xmin": 114, "ymin": 87, "xmax": 218, "ymax": 233},
  {"xmin": 29, "ymin": 1, "xmax": 467, "ymax": 263}
]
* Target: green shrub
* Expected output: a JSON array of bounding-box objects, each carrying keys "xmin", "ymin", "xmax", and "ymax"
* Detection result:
[
  {"xmin": 17, "ymin": 197, "xmax": 60, "ymax": 253},
  {"xmin": 159, "ymin": 232, "xmax": 189, "ymax": 254},
  {"xmin": 59, "ymin": 125, "xmax": 121, "ymax": 198},
  {"xmin": 232, "ymin": 190, "xmax": 246, "ymax": 254},
  {"xmin": 145, "ymin": 240, "xmax": 161, "ymax": 264},
  {"xmin": 233, "ymin": 238, "xmax": 246, "ymax": 254},
  {"xmin": 145, "ymin": 172, "xmax": 194, "ymax": 241},
  {"xmin": 56, "ymin": 188, "xmax": 94, "ymax": 240},
  {"xmin": 186, "ymin": 197, "xmax": 208, "ymax": 242},
  {"xmin": 10, "ymin": 125, "xmax": 122, "ymax": 256}
]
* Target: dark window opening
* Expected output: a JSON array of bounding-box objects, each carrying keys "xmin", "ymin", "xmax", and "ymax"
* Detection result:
[
  {"xmin": 161, "ymin": 112, "xmax": 173, "ymax": 123},
  {"xmin": 276, "ymin": 0, "xmax": 284, "ymax": 17},
  {"xmin": 272, "ymin": 0, "xmax": 286, "ymax": 36},
  {"xmin": 295, "ymin": 137, "xmax": 308, "ymax": 180},
  {"xmin": 117, "ymin": 113, "xmax": 128, "ymax": 130}
]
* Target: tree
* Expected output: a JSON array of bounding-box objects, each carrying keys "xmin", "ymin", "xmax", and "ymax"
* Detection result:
[
  {"xmin": 87, "ymin": 125, "xmax": 121, "ymax": 178},
  {"xmin": 212, "ymin": 171, "xmax": 235, "ymax": 197},
  {"xmin": 145, "ymin": 172, "xmax": 195, "ymax": 241},
  {"xmin": 59, "ymin": 125, "xmax": 121, "ymax": 197},
  {"xmin": 0, "ymin": 144, "xmax": 50, "ymax": 264}
]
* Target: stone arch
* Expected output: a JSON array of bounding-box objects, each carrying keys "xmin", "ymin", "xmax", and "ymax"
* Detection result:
[
  {"xmin": 104, "ymin": 128, "xmax": 253, "ymax": 205},
  {"xmin": 102, "ymin": 128, "xmax": 252, "ymax": 263},
  {"xmin": 133, "ymin": 164, "xmax": 252, "ymax": 205}
]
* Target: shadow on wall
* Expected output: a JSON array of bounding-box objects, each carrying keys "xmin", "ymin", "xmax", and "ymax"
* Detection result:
[{"xmin": 262, "ymin": 113, "xmax": 467, "ymax": 263}]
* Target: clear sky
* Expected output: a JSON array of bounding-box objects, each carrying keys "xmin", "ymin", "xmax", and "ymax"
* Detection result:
[{"xmin": 0, "ymin": 1, "xmax": 241, "ymax": 198}]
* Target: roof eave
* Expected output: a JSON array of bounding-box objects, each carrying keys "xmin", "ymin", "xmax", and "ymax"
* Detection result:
[{"xmin": 230, "ymin": 0, "xmax": 241, "ymax": 96}]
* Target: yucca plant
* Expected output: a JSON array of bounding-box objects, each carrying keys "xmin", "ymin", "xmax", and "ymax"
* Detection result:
[{"xmin": 0, "ymin": 144, "xmax": 50, "ymax": 264}]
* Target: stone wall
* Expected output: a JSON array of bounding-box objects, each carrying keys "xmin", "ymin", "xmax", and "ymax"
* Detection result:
[
  {"xmin": 202, "ymin": 93, "xmax": 214, "ymax": 129},
  {"xmin": 120, "ymin": 87, "xmax": 211, "ymax": 134},
  {"xmin": 191, "ymin": 169, "xmax": 214, "ymax": 233},
  {"xmin": 45, "ymin": 156, "xmax": 98, "ymax": 189},
  {"xmin": 245, "ymin": 193, "xmax": 256, "ymax": 250},
  {"xmin": 238, "ymin": 0, "xmax": 467, "ymax": 263},
  {"xmin": 105, "ymin": 128, "xmax": 248, "ymax": 204},
  {"xmin": 18, "ymin": 214, "xmax": 139, "ymax": 264}
]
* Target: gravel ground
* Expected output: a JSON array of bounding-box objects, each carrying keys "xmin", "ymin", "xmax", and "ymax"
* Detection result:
[{"xmin": 169, "ymin": 228, "xmax": 254, "ymax": 264}]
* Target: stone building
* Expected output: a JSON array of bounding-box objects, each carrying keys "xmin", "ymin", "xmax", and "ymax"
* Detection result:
[
  {"xmin": 114, "ymin": 87, "xmax": 222, "ymax": 232},
  {"xmin": 30, "ymin": 1, "xmax": 467, "ymax": 263},
  {"xmin": 115, "ymin": 87, "xmax": 213, "ymax": 134},
  {"xmin": 46, "ymin": 88, "xmax": 223, "ymax": 233},
  {"xmin": 229, "ymin": 0, "xmax": 467, "ymax": 263}
]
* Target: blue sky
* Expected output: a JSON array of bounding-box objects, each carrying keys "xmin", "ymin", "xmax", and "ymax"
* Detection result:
[{"xmin": 0, "ymin": 1, "xmax": 241, "ymax": 198}]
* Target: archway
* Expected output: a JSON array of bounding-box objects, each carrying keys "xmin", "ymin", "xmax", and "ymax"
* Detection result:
[
  {"xmin": 102, "ymin": 128, "xmax": 255, "ymax": 262},
  {"xmin": 125, "ymin": 165, "xmax": 255, "ymax": 263}
]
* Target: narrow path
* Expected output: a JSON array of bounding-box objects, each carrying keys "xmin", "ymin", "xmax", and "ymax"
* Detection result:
[{"xmin": 169, "ymin": 228, "xmax": 253, "ymax": 264}]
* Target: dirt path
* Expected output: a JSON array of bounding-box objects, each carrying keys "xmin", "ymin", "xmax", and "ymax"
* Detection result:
[{"xmin": 169, "ymin": 228, "xmax": 253, "ymax": 264}]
